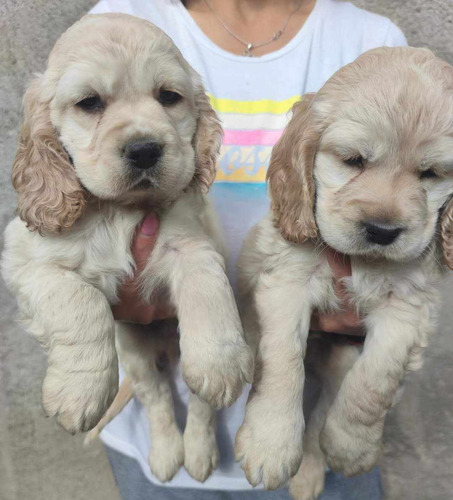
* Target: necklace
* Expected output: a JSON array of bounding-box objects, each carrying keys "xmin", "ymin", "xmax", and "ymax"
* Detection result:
[{"xmin": 203, "ymin": 0, "xmax": 304, "ymax": 57}]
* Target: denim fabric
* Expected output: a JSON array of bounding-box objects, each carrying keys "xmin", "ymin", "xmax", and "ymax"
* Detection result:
[{"xmin": 105, "ymin": 446, "xmax": 383, "ymax": 500}]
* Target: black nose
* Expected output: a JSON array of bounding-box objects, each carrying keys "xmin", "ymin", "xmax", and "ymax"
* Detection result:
[
  {"xmin": 124, "ymin": 141, "xmax": 162, "ymax": 170},
  {"xmin": 363, "ymin": 221, "xmax": 403, "ymax": 246}
]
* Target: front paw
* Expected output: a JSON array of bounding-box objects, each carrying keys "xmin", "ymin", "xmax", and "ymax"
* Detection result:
[
  {"xmin": 184, "ymin": 423, "xmax": 219, "ymax": 482},
  {"xmin": 182, "ymin": 337, "xmax": 253, "ymax": 409},
  {"xmin": 235, "ymin": 399, "xmax": 303, "ymax": 489},
  {"xmin": 320, "ymin": 412, "xmax": 382, "ymax": 476},
  {"xmin": 42, "ymin": 364, "xmax": 118, "ymax": 434},
  {"xmin": 149, "ymin": 425, "xmax": 184, "ymax": 482}
]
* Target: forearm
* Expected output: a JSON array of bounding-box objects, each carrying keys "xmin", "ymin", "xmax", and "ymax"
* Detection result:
[
  {"xmin": 142, "ymin": 232, "xmax": 252, "ymax": 408},
  {"xmin": 29, "ymin": 266, "xmax": 116, "ymax": 358},
  {"xmin": 254, "ymin": 282, "xmax": 311, "ymax": 407},
  {"xmin": 333, "ymin": 300, "xmax": 427, "ymax": 425},
  {"xmin": 321, "ymin": 297, "xmax": 432, "ymax": 474},
  {"xmin": 19, "ymin": 265, "xmax": 118, "ymax": 432}
]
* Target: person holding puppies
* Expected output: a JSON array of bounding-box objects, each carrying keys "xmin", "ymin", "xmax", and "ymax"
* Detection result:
[{"xmin": 87, "ymin": 0, "xmax": 407, "ymax": 499}]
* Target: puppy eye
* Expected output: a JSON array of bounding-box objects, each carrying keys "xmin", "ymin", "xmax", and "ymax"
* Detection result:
[
  {"xmin": 419, "ymin": 168, "xmax": 437, "ymax": 180},
  {"xmin": 343, "ymin": 155, "xmax": 364, "ymax": 168},
  {"xmin": 76, "ymin": 95, "xmax": 103, "ymax": 112},
  {"xmin": 158, "ymin": 89, "xmax": 182, "ymax": 106}
]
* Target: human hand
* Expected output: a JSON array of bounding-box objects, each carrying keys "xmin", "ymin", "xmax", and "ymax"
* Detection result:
[
  {"xmin": 111, "ymin": 213, "xmax": 175, "ymax": 324},
  {"xmin": 310, "ymin": 248, "xmax": 364, "ymax": 335}
]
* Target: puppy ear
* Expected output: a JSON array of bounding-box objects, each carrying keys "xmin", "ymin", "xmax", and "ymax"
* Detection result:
[
  {"xmin": 12, "ymin": 77, "xmax": 86, "ymax": 233},
  {"xmin": 192, "ymin": 85, "xmax": 223, "ymax": 193},
  {"xmin": 441, "ymin": 198, "xmax": 453, "ymax": 270},
  {"xmin": 437, "ymin": 58, "xmax": 453, "ymax": 269},
  {"xmin": 267, "ymin": 93, "xmax": 320, "ymax": 244}
]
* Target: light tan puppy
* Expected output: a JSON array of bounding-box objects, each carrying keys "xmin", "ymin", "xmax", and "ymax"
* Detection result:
[
  {"xmin": 234, "ymin": 47, "xmax": 453, "ymax": 498},
  {"xmin": 1, "ymin": 14, "xmax": 253, "ymax": 482}
]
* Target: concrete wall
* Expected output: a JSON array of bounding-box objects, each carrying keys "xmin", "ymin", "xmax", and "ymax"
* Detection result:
[
  {"xmin": 1, "ymin": 1, "xmax": 452, "ymax": 499},
  {"xmin": 356, "ymin": 0, "xmax": 453, "ymax": 64}
]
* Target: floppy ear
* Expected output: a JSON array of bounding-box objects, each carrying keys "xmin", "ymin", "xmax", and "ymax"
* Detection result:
[
  {"xmin": 439, "ymin": 60, "xmax": 453, "ymax": 269},
  {"xmin": 192, "ymin": 85, "xmax": 223, "ymax": 193},
  {"xmin": 441, "ymin": 198, "xmax": 453, "ymax": 270},
  {"xmin": 11, "ymin": 77, "xmax": 86, "ymax": 233},
  {"xmin": 267, "ymin": 93, "xmax": 320, "ymax": 244}
]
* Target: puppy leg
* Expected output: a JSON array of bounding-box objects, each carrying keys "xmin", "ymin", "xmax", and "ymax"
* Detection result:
[
  {"xmin": 290, "ymin": 341, "xmax": 359, "ymax": 500},
  {"xmin": 184, "ymin": 393, "xmax": 219, "ymax": 482},
  {"xmin": 116, "ymin": 323, "xmax": 184, "ymax": 482},
  {"xmin": 235, "ymin": 276, "xmax": 311, "ymax": 490},
  {"xmin": 21, "ymin": 266, "xmax": 118, "ymax": 433},
  {"xmin": 320, "ymin": 298, "xmax": 432, "ymax": 476},
  {"xmin": 143, "ymin": 233, "xmax": 253, "ymax": 409}
]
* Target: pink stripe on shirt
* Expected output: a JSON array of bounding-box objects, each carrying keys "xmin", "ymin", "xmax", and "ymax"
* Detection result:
[{"xmin": 222, "ymin": 129, "xmax": 283, "ymax": 146}]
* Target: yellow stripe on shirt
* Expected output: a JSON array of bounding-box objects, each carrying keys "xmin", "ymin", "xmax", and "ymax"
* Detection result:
[{"xmin": 208, "ymin": 94, "xmax": 301, "ymax": 115}]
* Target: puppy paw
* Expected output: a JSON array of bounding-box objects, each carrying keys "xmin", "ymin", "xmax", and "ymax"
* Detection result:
[
  {"xmin": 184, "ymin": 424, "xmax": 219, "ymax": 482},
  {"xmin": 320, "ymin": 413, "xmax": 382, "ymax": 476},
  {"xmin": 149, "ymin": 425, "xmax": 184, "ymax": 482},
  {"xmin": 289, "ymin": 455, "xmax": 326, "ymax": 500},
  {"xmin": 235, "ymin": 399, "xmax": 303, "ymax": 489},
  {"xmin": 42, "ymin": 365, "xmax": 118, "ymax": 434},
  {"xmin": 182, "ymin": 336, "xmax": 253, "ymax": 409}
]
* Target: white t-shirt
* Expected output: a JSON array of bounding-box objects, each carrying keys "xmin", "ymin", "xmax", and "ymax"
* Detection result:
[{"xmin": 90, "ymin": 0, "xmax": 407, "ymax": 490}]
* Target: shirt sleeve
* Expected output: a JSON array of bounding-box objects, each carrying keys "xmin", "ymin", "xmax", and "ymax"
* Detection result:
[
  {"xmin": 88, "ymin": 1, "xmax": 130, "ymax": 14},
  {"xmin": 89, "ymin": 1, "xmax": 109, "ymax": 14},
  {"xmin": 384, "ymin": 21, "xmax": 408, "ymax": 47}
]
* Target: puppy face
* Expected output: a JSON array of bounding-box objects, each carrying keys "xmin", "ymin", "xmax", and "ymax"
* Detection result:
[
  {"xmin": 268, "ymin": 47, "xmax": 453, "ymax": 266},
  {"xmin": 12, "ymin": 14, "xmax": 222, "ymax": 232}
]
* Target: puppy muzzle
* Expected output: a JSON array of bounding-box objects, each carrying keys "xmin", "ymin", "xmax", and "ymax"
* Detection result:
[
  {"xmin": 362, "ymin": 220, "xmax": 404, "ymax": 246},
  {"xmin": 123, "ymin": 139, "xmax": 164, "ymax": 189}
]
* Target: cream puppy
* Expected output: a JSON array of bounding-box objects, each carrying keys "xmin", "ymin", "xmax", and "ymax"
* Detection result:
[
  {"xmin": 234, "ymin": 47, "xmax": 453, "ymax": 498},
  {"xmin": 1, "ymin": 14, "xmax": 253, "ymax": 482}
]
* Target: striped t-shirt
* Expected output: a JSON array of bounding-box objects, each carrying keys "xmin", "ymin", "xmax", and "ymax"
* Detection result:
[{"xmin": 91, "ymin": 0, "xmax": 407, "ymax": 490}]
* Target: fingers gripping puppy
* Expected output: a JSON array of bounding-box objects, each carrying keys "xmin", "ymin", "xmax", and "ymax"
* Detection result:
[
  {"xmin": 1, "ymin": 14, "xmax": 253, "ymax": 438},
  {"xmin": 235, "ymin": 47, "xmax": 453, "ymax": 493}
]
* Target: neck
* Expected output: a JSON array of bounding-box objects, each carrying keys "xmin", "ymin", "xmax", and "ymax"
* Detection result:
[
  {"xmin": 186, "ymin": 0, "xmax": 311, "ymax": 17},
  {"xmin": 216, "ymin": 0, "xmax": 301, "ymax": 11},
  {"xmin": 185, "ymin": 0, "xmax": 315, "ymax": 57}
]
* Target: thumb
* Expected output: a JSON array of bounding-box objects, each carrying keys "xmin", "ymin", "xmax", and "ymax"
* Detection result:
[
  {"xmin": 326, "ymin": 247, "xmax": 351, "ymax": 279},
  {"xmin": 325, "ymin": 247, "xmax": 351, "ymax": 300},
  {"xmin": 131, "ymin": 213, "xmax": 159, "ymax": 273}
]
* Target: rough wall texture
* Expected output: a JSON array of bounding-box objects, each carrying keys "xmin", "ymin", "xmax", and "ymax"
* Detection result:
[
  {"xmin": 355, "ymin": 0, "xmax": 453, "ymax": 64},
  {"xmin": 0, "ymin": 1, "xmax": 452, "ymax": 499}
]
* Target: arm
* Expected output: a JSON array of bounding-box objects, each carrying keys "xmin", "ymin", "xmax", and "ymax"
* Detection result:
[
  {"xmin": 112, "ymin": 214, "xmax": 175, "ymax": 324},
  {"xmin": 310, "ymin": 248, "xmax": 363, "ymax": 335},
  {"xmin": 116, "ymin": 223, "xmax": 363, "ymax": 332},
  {"xmin": 321, "ymin": 294, "xmax": 434, "ymax": 476}
]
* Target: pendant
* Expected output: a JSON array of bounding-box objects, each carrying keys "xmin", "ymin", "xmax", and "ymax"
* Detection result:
[{"xmin": 243, "ymin": 43, "xmax": 254, "ymax": 57}]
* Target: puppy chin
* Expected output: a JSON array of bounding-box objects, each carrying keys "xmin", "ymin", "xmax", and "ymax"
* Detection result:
[
  {"xmin": 115, "ymin": 186, "xmax": 165, "ymax": 206},
  {"xmin": 322, "ymin": 230, "xmax": 430, "ymax": 263}
]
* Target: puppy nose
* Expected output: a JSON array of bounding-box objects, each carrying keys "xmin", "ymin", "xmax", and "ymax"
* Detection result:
[
  {"xmin": 124, "ymin": 141, "xmax": 162, "ymax": 170},
  {"xmin": 363, "ymin": 221, "xmax": 403, "ymax": 246}
]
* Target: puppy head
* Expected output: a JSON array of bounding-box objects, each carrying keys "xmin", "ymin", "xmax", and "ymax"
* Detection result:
[
  {"xmin": 268, "ymin": 47, "xmax": 453, "ymax": 266},
  {"xmin": 12, "ymin": 14, "xmax": 222, "ymax": 233}
]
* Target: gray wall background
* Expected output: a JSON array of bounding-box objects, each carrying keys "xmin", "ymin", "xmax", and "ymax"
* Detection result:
[{"xmin": 1, "ymin": 1, "xmax": 452, "ymax": 499}]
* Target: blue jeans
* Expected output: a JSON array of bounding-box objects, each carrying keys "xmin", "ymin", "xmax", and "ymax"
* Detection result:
[{"xmin": 105, "ymin": 446, "xmax": 383, "ymax": 500}]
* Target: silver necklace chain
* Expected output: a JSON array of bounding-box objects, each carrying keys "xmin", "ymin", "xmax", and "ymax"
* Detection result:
[{"xmin": 203, "ymin": 0, "xmax": 304, "ymax": 56}]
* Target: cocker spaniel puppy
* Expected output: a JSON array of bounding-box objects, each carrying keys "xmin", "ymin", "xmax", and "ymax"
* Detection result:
[
  {"xmin": 234, "ymin": 47, "xmax": 453, "ymax": 498},
  {"xmin": 1, "ymin": 14, "xmax": 253, "ymax": 482}
]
